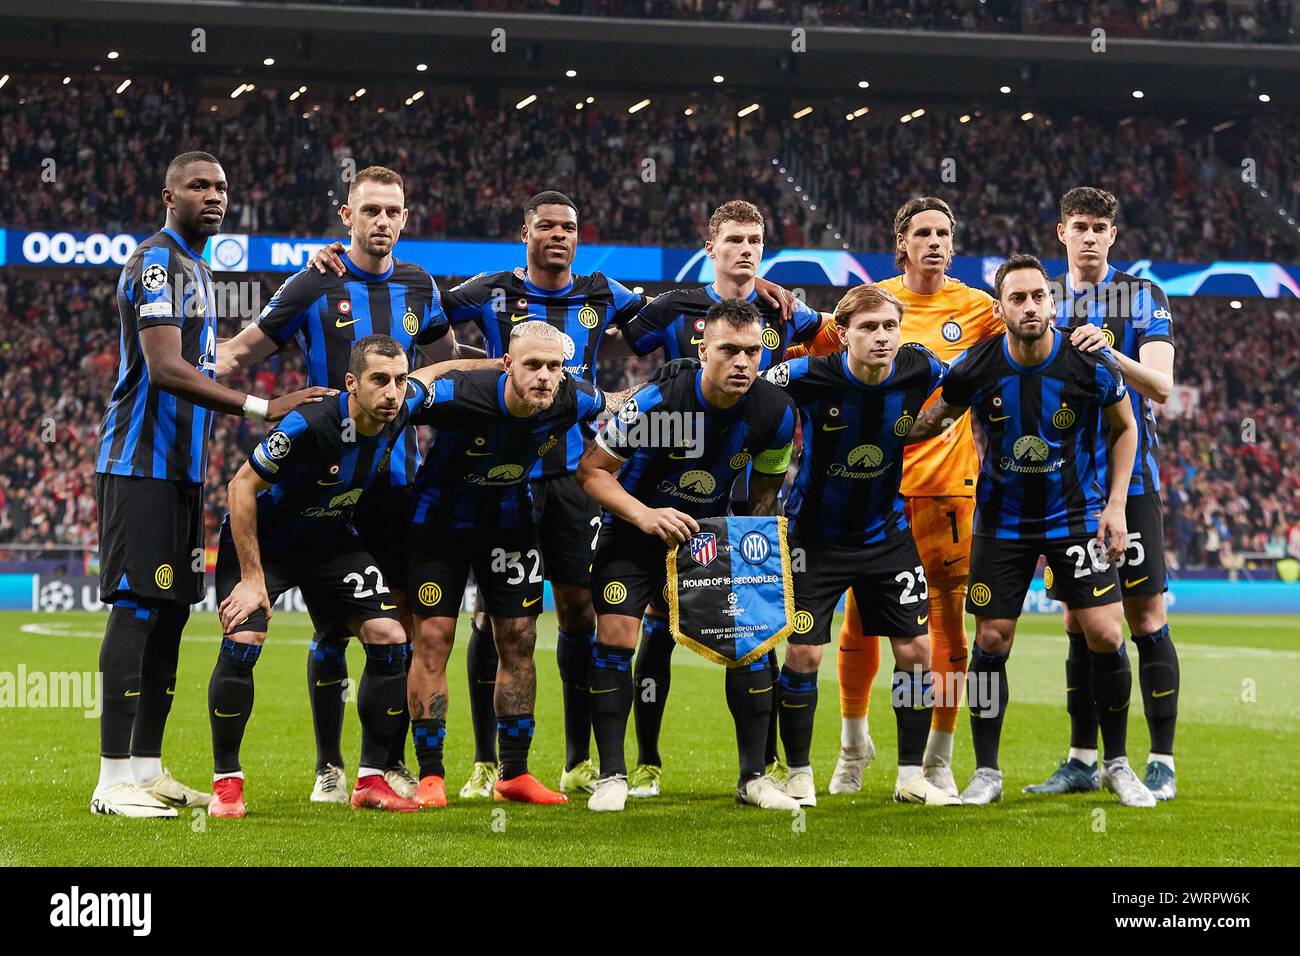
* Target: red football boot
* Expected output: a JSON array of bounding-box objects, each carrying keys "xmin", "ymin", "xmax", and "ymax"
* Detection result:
[
  {"xmin": 415, "ymin": 775, "xmax": 448, "ymax": 808},
  {"xmin": 209, "ymin": 777, "xmax": 246, "ymax": 818},
  {"xmin": 493, "ymin": 773, "xmax": 569, "ymax": 805},
  {"xmin": 351, "ymin": 774, "xmax": 421, "ymax": 812}
]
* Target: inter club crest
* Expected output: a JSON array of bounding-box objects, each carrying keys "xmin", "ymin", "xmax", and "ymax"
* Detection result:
[{"xmin": 689, "ymin": 532, "xmax": 717, "ymax": 567}]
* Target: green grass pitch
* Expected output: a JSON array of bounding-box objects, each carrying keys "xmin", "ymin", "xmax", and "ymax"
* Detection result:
[{"xmin": 2, "ymin": 610, "xmax": 1297, "ymax": 866}]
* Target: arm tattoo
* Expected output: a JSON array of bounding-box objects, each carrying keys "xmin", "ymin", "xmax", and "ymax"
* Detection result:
[{"xmin": 905, "ymin": 399, "xmax": 962, "ymax": 444}]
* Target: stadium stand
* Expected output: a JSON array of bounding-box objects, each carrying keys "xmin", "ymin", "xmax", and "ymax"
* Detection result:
[
  {"xmin": 252, "ymin": 0, "xmax": 1300, "ymax": 43},
  {"xmin": 2, "ymin": 73, "xmax": 1297, "ymax": 260}
]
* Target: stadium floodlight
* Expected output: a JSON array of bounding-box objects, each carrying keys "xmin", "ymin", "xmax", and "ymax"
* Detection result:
[
  {"xmin": 0, "ymin": 74, "xmax": 8, "ymax": 90},
  {"xmin": 62, "ymin": 76, "xmax": 71, "ymax": 85},
  {"xmin": 999, "ymin": 85, "xmax": 1011, "ymax": 93},
  {"xmin": 845, "ymin": 113, "xmax": 855, "ymax": 121},
  {"xmin": 575, "ymin": 102, "xmax": 584, "ymax": 110},
  {"xmin": 900, "ymin": 114, "xmax": 911, "ymax": 123},
  {"xmin": 263, "ymin": 58, "xmax": 275, "ymax": 66},
  {"xmin": 793, "ymin": 106, "xmax": 813, "ymax": 119},
  {"xmin": 633, "ymin": 286, "xmax": 645, "ymax": 294},
  {"xmin": 115, "ymin": 79, "xmax": 131, "ymax": 94},
  {"xmin": 854, "ymin": 106, "xmax": 869, "ymax": 117},
  {"xmin": 231, "ymin": 84, "xmax": 248, "ymax": 99},
  {"xmin": 1258, "ymin": 93, "xmax": 1271, "ymax": 103},
  {"xmin": 1021, "ymin": 112, "xmax": 1034, "ymax": 121},
  {"xmin": 1132, "ymin": 90, "xmax": 1144, "ymax": 99},
  {"xmin": 107, "ymin": 51, "xmax": 119, "ymax": 60},
  {"xmin": 683, "ymin": 107, "xmax": 694, "ymax": 115},
  {"xmin": 911, "ymin": 108, "xmax": 925, "ymax": 118},
  {"xmin": 416, "ymin": 63, "xmax": 428, "ymax": 72},
  {"xmin": 959, "ymin": 114, "xmax": 972, "ymax": 123},
  {"xmin": 516, "ymin": 94, "xmax": 537, "ymax": 110},
  {"xmin": 586, "ymin": 96, "xmax": 594, "ymax": 104},
  {"xmin": 354, "ymin": 88, "xmax": 366, "ymax": 98},
  {"xmin": 738, "ymin": 103, "xmax": 759, "ymax": 117},
  {"xmin": 628, "ymin": 98, "xmax": 651, "ymax": 114},
  {"xmin": 1230, "ymin": 300, "xmax": 1243, "ymax": 309},
  {"xmin": 712, "ymin": 75, "xmax": 724, "ymax": 83},
  {"xmin": 565, "ymin": 69, "xmax": 577, "ymax": 78},
  {"xmin": 858, "ymin": 80, "xmax": 869, "ymax": 89}
]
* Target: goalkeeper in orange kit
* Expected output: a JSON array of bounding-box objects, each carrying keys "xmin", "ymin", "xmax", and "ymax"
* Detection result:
[{"xmin": 787, "ymin": 197, "xmax": 1002, "ymax": 797}]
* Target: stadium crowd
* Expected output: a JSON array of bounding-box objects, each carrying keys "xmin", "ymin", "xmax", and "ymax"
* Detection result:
[
  {"xmin": 0, "ymin": 272, "xmax": 1295, "ymax": 575},
  {"xmin": 256, "ymin": 0, "xmax": 1299, "ymax": 44},
  {"xmin": 2, "ymin": 75, "xmax": 1297, "ymax": 263}
]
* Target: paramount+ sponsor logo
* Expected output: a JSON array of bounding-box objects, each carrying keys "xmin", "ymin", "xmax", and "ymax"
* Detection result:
[
  {"xmin": 1000, "ymin": 435, "xmax": 1063, "ymax": 474},
  {"xmin": 827, "ymin": 443, "xmax": 888, "ymax": 479}
]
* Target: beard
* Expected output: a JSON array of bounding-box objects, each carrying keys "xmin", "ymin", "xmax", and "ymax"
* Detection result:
[{"xmin": 509, "ymin": 374, "xmax": 555, "ymax": 412}]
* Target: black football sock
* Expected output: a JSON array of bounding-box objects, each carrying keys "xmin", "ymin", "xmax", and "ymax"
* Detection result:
[
  {"xmin": 556, "ymin": 628, "xmax": 595, "ymax": 770},
  {"xmin": 99, "ymin": 599, "xmax": 158, "ymax": 759},
  {"xmin": 777, "ymin": 665, "xmax": 818, "ymax": 768},
  {"xmin": 632, "ymin": 615, "xmax": 674, "ymax": 767},
  {"xmin": 1134, "ymin": 625, "xmax": 1178, "ymax": 756},
  {"xmin": 306, "ymin": 636, "xmax": 349, "ymax": 772},
  {"xmin": 466, "ymin": 620, "xmax": 499, "ymax": 764},
  {"xmin": 726, "ymin": 660, "xmax": 774, "ymax": 788},
  {"xmin": 130, "ymin": 602, "xmax": 187, "ymax": 760},
  {"xmin": 588, "ymin": 643, "xmax": 634, "ymax": 778},
  {"xmin": 1090, "ymin": 643, "xmax": 1133, "ymax": 762},
  {"xmin": 357, "ymin": 642, "xmax": 409, "ymax": 774},
  {"xmin": 764, "ymin": 651, "xmax": 780, "ymax": 765},
  {"xmin": 209, "ymin": 638, "xmax": 261, "ymax": 775},
  {"xmin": 386, "ymin": 636, "xmax": 413, "ymax": 768},
  {"xmin": 412, "ymin": 718, "xmax": 447, "ymax": 780},
  {"xmin": 1065, "ymin": 630, "xmax": 1099, "ymax": 753},
  {"xmin": 497, "ymin": 715, "xmax": 536, "ymax": 781},
  {"xmin": 967, "ymin": 644, "xmax": 1009, "ymax": 771},
  {"xmin": 892, "ymin": 667, "xmax": 933, "ymax": 768}
]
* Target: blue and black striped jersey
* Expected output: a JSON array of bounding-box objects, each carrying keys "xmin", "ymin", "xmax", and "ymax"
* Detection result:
[
  {"xmin": 409, "ymin": 369, "xmax": 606, "ymax": 532},
  {"xmin": 622, "ymin": 285, "xmax": 822, "ymax": 370},
  {"xmin": 1052, "ymin": 267, "xmax": 1174, "ymax": 496},
  {"xmin": 95, "ymin": 228, "xmax": 218, "ymax": 485},
  {"xmin": 442, "ymin": 270, "xmax": 646, "ymax": 480},
  {"xmin": 767, "ymin": 347, "xmax": 947, "ymax": 547},
  {"xmin": 942, "ymin": 329, "xmax": 1127, "ymax": 540},
  {"xmin": 255, "ymin": 252, "xmax": 449, "ymax": 487},
  {"xmin": 240, "ymin": 381, "xmax": 430, "ymax": 550},
  {"xmin": 595, "ymin": 363, "xmax": 796, "ymax": 525}
]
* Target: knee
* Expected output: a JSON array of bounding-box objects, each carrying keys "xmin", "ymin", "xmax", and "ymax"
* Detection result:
[
  {"xmin": 493, "ymin": 618, "xmax": 537, "ymax": 660},
  {"xmin": 555, "ymin": 588, "xmax": 596, "ymax": 635},
  {"xmin": 412, "ymin": 618, "xmax": 454, "ymax": 663},
  {"xmin": 359, "ymin": 618, "xmax": 407, "ymax": 646},
  {"xmin": 1084, "ymin": 626, "xmax": 1124, "ymax": 653},
  {"xmin": 1123, "ymin": 596, "xmax": 1167, "ymax": 636},
  {"xmin": 891, "ymin": 636, "xmax": 929, "ymax": 671},
  {"xmin": 1062, "ymin": 607, "xmax": 1081, "ymax": 633},
  {"xmin": 597, "ymin": 615, "xmax": 640, "ymax": 650},
  {"xmin": 785, "ymin": 643, "xmax": 822, "ymax": 673},
  {"xmin": 974, "ymin": 621, "xmax": 1014, "ymax": 656}
]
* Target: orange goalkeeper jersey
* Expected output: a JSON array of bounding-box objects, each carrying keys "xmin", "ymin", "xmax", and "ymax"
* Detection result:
[{"xmin": 877, "ymin": 275, "xmax": 1002, "ymax": 498}]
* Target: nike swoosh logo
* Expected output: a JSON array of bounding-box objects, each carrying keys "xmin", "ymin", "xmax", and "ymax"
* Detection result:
[
  {"xmin": 750, "ymin": 686, "xmax": 772, "ymax": 695},
  {"xmin": 916, "ymin": 615, "xmax": 929, "ymax": 625},
  {"xmin": 475, "ymin": 679, "xmax": 497, "ymax": 686},
  {"xmin": 822, "ymin": 424, "xmax": 848, "ymax": 432},
  {"xmin": 1093, "ymin": 584, "xmax": 1116, "ymax": 597},
  {"xmin": 380, "ymin": 603, "xmax": 397, "ymax": 610},
  {"xmin": 1124, "ymin": 576, "xmax": 1149, "ymax": 588},
  {"xmin": 669, "ymin": 452, "xmax": 693, "ymax": 460},
  {"xmin": 943, "ymin": 557, "xmax": 963, "ymax": 566},
  {"xmin": 165, "ymin": 688, "xmax": 175, "ymax": 696},
  {"xmin": 1065, "ymin": 687, "xmax": 1078, "ymax": 692},
  {"xmin": 590, "ymin": 687, "xmax": 619, "ymax": 695},
  {"xmin": 522, "ymin": 596, "xmax": 541, "ymax": 608},
  {"xmin": 1151, "ymin": 689, "xmax": 1176, "ymax": 698},
  {"xmin": 386, "ymin": 708, "xmax": 404, "ymax": 716},
  {"xmin": 989, "ymin": 414, "xmax": 1009, "ymax": 422},
  {"xmin": 780, "ymin": 700, "xmax": 806, "ymax": 707},
  {"xmin": 1108, "ymin": 704, "xmax": 1128, "ymax": 712},
  {"xmin": 511, "ymin": 313, "xmax": 539, "ymax": 322},
  {"xmin": 689, "ymin": 335, "xmax": 704, "ymax": 345},
  {"xmin": 124, "ymin": 690, "xmax": 140, "ymax": 697},
  {"xmin": 466, "ymin": 450, "xmax": 491, "ymax": 457},
  {"xmin": 317, "ymin": 479, "xmax": 343, "ymax": 486},
  {"xmin": 213, "ymin": 709, "xmax": 242, "ymax": 718},
  {"xmin": 948, "ymin": 655, "xmax": 967, "ymax": 664},
  {"xmin": 336, "ymin": 317, "xmax": 359, "ymax": 329},
  {"xmin": 314, "ymin": 679, "xmax": 343, "ymax": 688}
]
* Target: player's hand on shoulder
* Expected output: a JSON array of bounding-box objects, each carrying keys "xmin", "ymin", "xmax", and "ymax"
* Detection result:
[
  {"xmin": 754, "ymin": 276, "xmax": 794, "ymax": 321},
  {"xmin": 267, "ymin": 386, "xmax": 338, "ymax": 421},
  {"xmin": 1069, "ymin": 324, "xmax": 1108, "ymax": 354},
  {"xmin": 636, "ymin": 507, "xmax": 700, "ymax": 546},
  {"xmin": 309, "ymin": 241, "xmax": 347, "ymax": 276},
  {"xmin": 1097, "ymin": 501, "xmax": 1128, "ymax": 563},
  {"xmin": 220, "ymin": 578, "xmax": 271, "ymax": 634}
]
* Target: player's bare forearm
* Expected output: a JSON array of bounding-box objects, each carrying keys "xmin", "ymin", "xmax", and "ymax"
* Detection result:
[
  {"xmin": 905, "ymin": 398, "xmax": 964, "ymax": 444},
  {"xmin": 737, "ymin": 472, "xmax": 783, "ymax": 516},
  {"xmin": 1119, "ymin": 342, "xmax": 1175, "ymax": 404},
  {"xmin": 140, "ymin": 325, "xmax": 258, "ymax": 415},
  {"xmin": 227, "ymin": 465, "xmax": 267, "ymax": 583},
  {"xmin": 577, "ymin": 448, "xmax": 641, "ymax": 524},
  {"xmin": 1102, "ymin": 400, "xmax": 1138, "ymax": 506},
  {"xmin": 216, "ymin": 324, "xmax": 278, "ymax": 382},
  {"xmin": 409, "ymin": 357, "xmax": 502, "ymax": 387}
]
